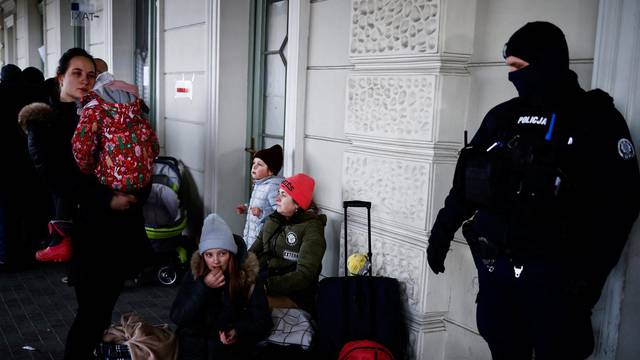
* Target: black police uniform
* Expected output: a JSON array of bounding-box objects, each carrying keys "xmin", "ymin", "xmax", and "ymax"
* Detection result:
[{"xmin": 427, "ymin": 22, "xmax": 640, "ymax": 360}]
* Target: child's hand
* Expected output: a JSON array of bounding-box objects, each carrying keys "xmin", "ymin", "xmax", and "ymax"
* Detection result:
[
  {"xmin": 204, "ymin": 268, "xmax": 225, "ymax": 289},
  {"xmin": 219, "ymin": 329, "xmax": 237, "ymax": 345},
  {"xmin": 235, "ymin": 204, "xmax": 247, "ymax": 215},
  {"xmin": 250, "ymin": 207, "xmax": 262, "ymax": 217}
]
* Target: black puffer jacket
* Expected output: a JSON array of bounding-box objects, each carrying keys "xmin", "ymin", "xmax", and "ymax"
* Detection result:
[
  {"xmin": 170, "ymin": 237, "xmax": 272, "ymax": 360},
  {"xmin": 20, "ymin": 100, "xmax": 82, "ymax": 198}
]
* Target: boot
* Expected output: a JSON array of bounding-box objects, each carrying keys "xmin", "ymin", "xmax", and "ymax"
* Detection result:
[{"xmin": 35, "ymin": 220, "xmax": 72, "ymax": 262}]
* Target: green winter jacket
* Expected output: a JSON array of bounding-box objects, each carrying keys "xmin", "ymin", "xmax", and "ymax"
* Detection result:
[{"xmin": 249, "ymin": 210, "xmax": 327, "ymax": 310}]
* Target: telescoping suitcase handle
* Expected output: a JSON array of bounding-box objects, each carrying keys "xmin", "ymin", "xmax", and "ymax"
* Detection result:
[{"xmin": 343, "ymin": 200, "xmax": 372, "ymax": 276}]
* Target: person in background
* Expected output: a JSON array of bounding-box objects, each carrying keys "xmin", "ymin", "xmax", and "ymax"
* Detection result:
[
  {"xmin": 171, "ymin": 214, "xmax": 272, "ymax": 360},
  {"xmin": 0, "ymin": 64, "xmax": 24, "ymax": 269},
  {"xmin": 1, "ymin": 64, "xmax": 47, "ymax": 270},
  {"xmin": 235, "ymin": 144, "xmax": 284, "ymax": 248},
  {"xmin": 22, "ymin": 66, "xmax": 47, "ymax": 104}
]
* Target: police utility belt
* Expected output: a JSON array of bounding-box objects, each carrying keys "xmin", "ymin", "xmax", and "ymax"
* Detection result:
[{"xmin": 460, "ymin": 131, "xmax": 571, "ymax": 278}]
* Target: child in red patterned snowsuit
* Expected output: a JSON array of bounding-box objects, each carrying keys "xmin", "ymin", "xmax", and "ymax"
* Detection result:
[{"xmin": 72, "ymin": 83, "xmax": 159, "ymax": 193}]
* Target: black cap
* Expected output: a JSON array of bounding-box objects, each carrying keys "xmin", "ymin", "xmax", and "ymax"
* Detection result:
[
  {"xmin": 253, "ymin": 144, "xmax": 283, "ymax": 175},
  {"xmin": 503, "ymin": 21, "xmax": 569, "ymax": 69}
]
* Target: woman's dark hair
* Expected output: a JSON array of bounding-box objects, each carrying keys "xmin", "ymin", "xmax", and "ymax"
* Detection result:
[
  {"xmin": 226, "ymin": 255, "xmax": 243, "ymax": 304},
  {"xmin": 57, "ymin": 47, "xmax": 95, "ymax": 76}
]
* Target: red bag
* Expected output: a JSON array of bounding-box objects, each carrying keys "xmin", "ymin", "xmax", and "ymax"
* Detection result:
[{"xmin": 338, "ymin": 340, "xmax": 394, "ymax": 360}]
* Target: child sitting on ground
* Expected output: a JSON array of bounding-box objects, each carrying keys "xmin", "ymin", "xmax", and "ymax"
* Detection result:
[
  {"xmin": 72, "ymin": 78, "xmax": 159, "ymax": 194},
  {"xmin": 235, "ymin": 144, "xmax": 283, "ymax": 248}
]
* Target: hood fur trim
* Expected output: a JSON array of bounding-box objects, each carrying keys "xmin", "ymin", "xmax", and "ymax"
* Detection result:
[
  {"xmin": 190, "ymin": 251, "xmax": 259, "ymax": 287},
  {"xmin": 18, "ymin": 102, "xmax": 53, "ymax": 132}
]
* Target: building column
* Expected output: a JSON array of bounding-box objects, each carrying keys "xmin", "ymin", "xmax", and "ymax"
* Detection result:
[
  {"xmin": 104, "ymin": 0, "xmax": 134, "ymax": 82},
  {"xmin": 16, "ymin": 0, "xmax": 43, "ymax": 70},
  {"xmin": 341, "ymin": 1, "xmax": 478, "ymax": 358},
  {"xmin": 43, "ymin": 0, "xmax": 74, "ymax": 78}
]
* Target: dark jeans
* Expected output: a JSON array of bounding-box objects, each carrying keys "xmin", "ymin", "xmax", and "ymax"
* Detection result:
[
  {"xmin": 474, "ymin": 255, "xmax": 594, "ymax": 360},
  {"xmin": 64, "ymin": 276, "xmax": 124, "ymax": 360},
  {"xmin": 53, "ymin": 194, "xmax": 74, "ymax": 221}
]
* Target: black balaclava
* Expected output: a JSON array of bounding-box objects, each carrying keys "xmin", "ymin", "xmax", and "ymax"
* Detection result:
[{"xmin": 503, "ymin": 21, "xmax": 577, "ymax": 101}]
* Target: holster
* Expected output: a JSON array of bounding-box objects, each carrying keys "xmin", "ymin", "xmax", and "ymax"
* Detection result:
[{"xmin": 462, "ymin": 220, "xmax": 500, "ymax": 261}]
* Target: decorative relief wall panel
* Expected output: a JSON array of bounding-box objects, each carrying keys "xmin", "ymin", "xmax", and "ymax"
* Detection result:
[
  {"xmin": 340, "ymin": 225, "xmax": 425, "ymax": 312},
  {"xmin": 343, "ymin": 151, "xmax": 430, "ymax": 230},
  {"xmin": 346, "ymin": 74, "xmax": 435, "ymax": 141},
  {"xmin": 350, "ymin": 0, "xmax": 439, "ymax": 56}
]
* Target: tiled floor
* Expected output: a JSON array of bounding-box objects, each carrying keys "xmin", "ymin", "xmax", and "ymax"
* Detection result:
[{"xmin": 0, "ymin": 263, "xmax": 179, "ymax": 360}]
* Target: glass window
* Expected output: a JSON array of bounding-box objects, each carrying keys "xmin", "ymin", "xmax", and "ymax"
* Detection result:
[{"xmin": 249, "ymin": 0, "xmax": 288, "ymax": 177}]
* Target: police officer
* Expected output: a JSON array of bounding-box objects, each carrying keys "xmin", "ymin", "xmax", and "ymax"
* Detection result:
[{"xmin": 427, "ymin": 21, "xmax": 640, "ymax": 360}]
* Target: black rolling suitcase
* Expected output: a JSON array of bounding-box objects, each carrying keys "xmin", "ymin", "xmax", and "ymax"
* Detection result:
[{"xmin": 315, "ymin": 201, "xmax": 408, "ymax": 359}]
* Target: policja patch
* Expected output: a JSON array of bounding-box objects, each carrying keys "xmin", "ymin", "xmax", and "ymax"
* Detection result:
[{"xmin": 618, "ymin": 138, "xmax": 636, "ymax": 160}]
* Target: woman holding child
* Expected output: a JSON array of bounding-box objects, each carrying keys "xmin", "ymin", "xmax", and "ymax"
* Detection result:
[
  {"xmin": 249, "ymin": 173, "xmax": 327, "ymax": 312},
  {"xmin": 21, "ymin": 48, "xmax": 151, "ymax": 359}
]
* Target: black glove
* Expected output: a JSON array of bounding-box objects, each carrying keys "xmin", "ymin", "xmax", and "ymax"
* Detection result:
[{"xmin": 427, "ymin": 243, "xmax": 448, "ymax": 274}]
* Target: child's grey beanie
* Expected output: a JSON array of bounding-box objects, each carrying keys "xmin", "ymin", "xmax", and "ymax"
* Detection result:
[{"xmin": 198, "ymin": 214, "xmax": 237, "ymax": 255}]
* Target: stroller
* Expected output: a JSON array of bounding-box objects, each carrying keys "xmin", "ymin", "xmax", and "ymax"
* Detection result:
[{"xmin": 142, "ymin": 156, "xmax": 190, "ymax": 285}]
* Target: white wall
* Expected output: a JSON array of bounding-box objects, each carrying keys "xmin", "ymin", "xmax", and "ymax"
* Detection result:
[
  {"xmin": 43, "ymin": 0, "xmax": 74, "ymax": 78},
  {"xmin": 108, "ymin": 0, "xmax": 135, "ymax": 83},
  {"xmin": 591, "ymin": 0, "xmax": 640, "ymax": 358},
  {"xmin": 159, "ymin": 0, "xmax": 250, "ymax": 235},
  {"xmin": 211, "ymin": 0, "xmax": 251, "ymax": 232},
  {"xmin": 16, "ymin": 0, "xmax": 42, "ymax": 70},
  {"xmin": 87, "ymin": 0, "xmax": 104, "ymax": 59},
  {"xmin": 467, "ymin": 0, "xmax": 598, "ymax": 133},
  {"xmin": 158, "ymin": 0, "xmax": 209, "ymax": 233},
  {"xmin": 43, "ymin": 0, "xmax": 74, "ymax": 77},
  {"xmin": 306, "ymin": 0, "xmax": 352, "ymax": 278}
]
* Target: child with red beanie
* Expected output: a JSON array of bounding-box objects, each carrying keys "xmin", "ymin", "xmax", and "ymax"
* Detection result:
[
  {"xmin": 249, "ymin": 173, "xmax": 327, "ymax": 312},
  {"xmin": 235, "ymin": 144, "xmax": 284, "ymax": 248}
]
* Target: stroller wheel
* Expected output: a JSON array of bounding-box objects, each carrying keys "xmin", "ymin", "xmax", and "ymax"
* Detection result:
[{"xmin": 157, "ymin": 266, "xmax": 177, "ymax": 286}]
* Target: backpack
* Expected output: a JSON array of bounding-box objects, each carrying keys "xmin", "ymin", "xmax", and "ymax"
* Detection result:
[{"xmin": 338, "ymin": 340, "xmax": 394, "ymax": 360}]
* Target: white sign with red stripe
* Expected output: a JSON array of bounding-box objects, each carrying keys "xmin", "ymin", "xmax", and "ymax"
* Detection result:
[{"xmin": 175, "ymin": 79, "xmax": 193, "ymax": 99}]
